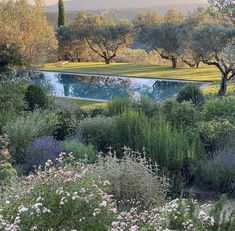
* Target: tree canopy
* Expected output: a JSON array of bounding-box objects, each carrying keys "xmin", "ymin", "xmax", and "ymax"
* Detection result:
[
  {"xmin": 192, "ymin": 24, "xmax": 235, "ymax": 95},
  {"xmin": 0, "ymin": 0, "xmax": 58, "ymax": 71},
  {"xmin": 72, "ymin": 13, "xmax": 133, "ymax": 64}
]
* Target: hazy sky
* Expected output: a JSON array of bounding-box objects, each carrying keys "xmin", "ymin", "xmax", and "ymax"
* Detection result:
[{"xmin": 30, "ymin": 0, "xmax": 207, "ymax": 6}]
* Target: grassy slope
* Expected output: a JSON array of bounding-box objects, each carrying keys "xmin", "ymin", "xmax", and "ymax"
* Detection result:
[{"xmin": 42, "ymin": 62, "xmax": 220, "ymax": 82}]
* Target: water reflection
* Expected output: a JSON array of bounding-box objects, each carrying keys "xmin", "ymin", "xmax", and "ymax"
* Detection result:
[{"xmin": 32, "ymin": 72, "xmax": 192, "ymax": 101}]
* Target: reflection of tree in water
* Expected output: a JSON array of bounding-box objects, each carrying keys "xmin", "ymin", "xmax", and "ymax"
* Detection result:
[
  {"xmin": 58, "ymin": 74, "xmax": 78, "ymax": 96},
  {"xmin": 58, "ymin": 74, "xmax": 132, "ymax": 100},
  {"xmin": 30, "ymin": 72, "xmax": 54, "ymax": 95},
  {"xmin": 36, "ymin": 72, "xmax": 190, "ymax": 101},
  {"xmin": 150, "ymin": 81, "xmax": 186, "ymax": 100}
]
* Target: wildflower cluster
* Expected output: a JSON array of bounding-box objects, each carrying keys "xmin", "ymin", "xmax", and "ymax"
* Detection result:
[
  {"xmin": 0, "ymin": 158, "xmax": 116, "ymax": 230},
  {"xmin": 110, "ymin": 198, "xmax": 218, "ymax": 231},
  {"xmin": 0, "ymin": 156, "xmax": 235, "ymax": 231}
]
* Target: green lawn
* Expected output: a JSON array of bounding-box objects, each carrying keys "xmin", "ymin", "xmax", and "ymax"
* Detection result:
[
  {"xmin": 52, "ymin": 96, "xmax": 107, "ymax": 110},
  {"xmin": 42, "ymin": 62, "xmax": 221, "ymax": 82}
]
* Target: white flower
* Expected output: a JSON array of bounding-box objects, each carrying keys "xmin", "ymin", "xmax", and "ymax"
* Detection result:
[
  {"xmin": 36, "ymin": 197, "xmax": 43, "ymax": 202},
  {"xmin": 18, "ymin": 205, "xmax": 29, "ymax": 213},
  {"xmin": 42, "ymin": 207, "xmax": 51, "ymax": 213},
  {"xmin": 103, "ymin": 181, "xmax": 111, "ymax": 186},
  {"xmin": 99, "ymin": 200, "xmax": 107, "ymax": 207},
  {"xmin": 130, "ymin": 225, "xmax": 139, "ymax": 231},
  {"xmin": 32, "ymin": 203, "xmax": 43, "ymax": 210},
  {"xmin": 5, "ymin": 200, "xmax": 10, "ymax": 205}
]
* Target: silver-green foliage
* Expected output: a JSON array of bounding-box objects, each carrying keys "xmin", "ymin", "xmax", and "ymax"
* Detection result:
[
  {"xmin": 62, "ymin": 140, "xmax": 97, "ymax": 164},
  {"xmin": 4, "ymin": 110, "xmax": 58, "ymax": 163},
  {"xmin": 92, "ymin": 148, "xmax": 169, "ymax": 208}
]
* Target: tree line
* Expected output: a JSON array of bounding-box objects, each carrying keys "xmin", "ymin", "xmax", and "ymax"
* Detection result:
[
  {"xmin": 57, "ymin": 1, "xmax": 235, "ymax": 95},
  {"xmin": 0, "ymin": 0, "xmax": 234, "ymax": 95}
]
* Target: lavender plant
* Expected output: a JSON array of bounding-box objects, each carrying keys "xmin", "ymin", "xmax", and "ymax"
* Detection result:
[{"xmin": 25, "ymin": 137, "xmax": 62, "ymax": 172}]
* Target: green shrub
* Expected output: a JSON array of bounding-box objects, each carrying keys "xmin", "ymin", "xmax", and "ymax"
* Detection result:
[
  {"xmin": 54, "ymin": 109, "xmax": 77, "ymax": 140},
  {"xmin": 161, "ymin": 99, "xmax": 199, "ymax": 129},
  {"xmin": 0, "ymin": 161, "xmax": 115, "ymax": 230},
  {"xmin": 62, "ymin": 140, "xmax": 97, "ymax": 163},
  {"xmin": 198, "ymin": 119, "xmax": 235, "ymax": 153},
  {"xmin": 0, "ymin": 162, "xmax": 17, "ymax": 184},
  {"xmin": 92, "ymin": 148, "xmax": 169, "ymax": 208},
  {"xmin": 25, "ymin": 84, "xmax": 48, "ymax": 111},
  {"xmin": 202, "ymin": 96, "xmax": 235, "ymax": 122},
  {"xmin": 134, "ymin": 96, "xmax": 159, "ymax": 117},
  {"xmin": 0, "ymin": 110, "xmax": 16, "ymax": 134},
  {"xmin": 80, "ymin": 111, "xmax": 204, "ymax": 174},
  {"xmin": 176, "ymin": 83, "xmax": 204, "ymax": 105},
  {"xmin": 197, "ymin": 152, "xmax": 235, "ymax": 193},
  {"xmin": 113, "ymin": 110, "xmax": 204, "ymax": 171},
  {"xmin": 107, "ymin": 97, "xmax": 133, "ymax": 116},
  {"xmin": 0, "ymin": 81, "xmax": 27, "ymax": 113},
  {"xmin": 0, "ymin": 134, "xmax": 17, "ymax": 184},
  {"xmin": 3, "ymin": 110, "xmax": 58, "ymax": 163},
  {"xmin": 79, "ymin": 116, "xmax": 114, "ymax": 151}
]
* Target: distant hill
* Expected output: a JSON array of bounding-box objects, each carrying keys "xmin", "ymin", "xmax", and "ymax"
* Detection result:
[
  {"xmin": 46, "ymin": 3, "xmax": 207, "ymax": 27},
  {"xmin": 46, "ymin": 0, "xmax": 206, "ymax": 12}
]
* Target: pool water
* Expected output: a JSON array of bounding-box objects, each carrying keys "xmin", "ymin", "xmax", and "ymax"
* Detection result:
[{"xmin": 33, "ymin": 72, "xmax": 201, "ymax": 101}]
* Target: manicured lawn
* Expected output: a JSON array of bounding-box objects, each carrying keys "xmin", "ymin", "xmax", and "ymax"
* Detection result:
[
  {"xmin": 42, "ymin": 62, "xmax": 221, "ymax": 82},
  {"xmin": 52, "ymin": 96, "xmax": 107, "ymax": 110}
]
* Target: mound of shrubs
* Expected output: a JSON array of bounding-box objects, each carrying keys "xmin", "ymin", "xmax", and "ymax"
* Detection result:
[
  {"xmin": 25, "ymin": 84, "xmax": 49, "ymax": 111},
  {"xmin": 0, "ymin": 157, "xmax": 235, "ymax": 230}
]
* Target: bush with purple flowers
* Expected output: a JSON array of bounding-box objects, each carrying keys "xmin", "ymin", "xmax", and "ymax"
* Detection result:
[{"xmin": 25, "ymin": 137, "xmax": 62, "ymax": 172}]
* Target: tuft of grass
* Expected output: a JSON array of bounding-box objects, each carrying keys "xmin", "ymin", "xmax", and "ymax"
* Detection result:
[{"xmin": 42, "ymin": 62, "xmax": 220, "ymax": 82}]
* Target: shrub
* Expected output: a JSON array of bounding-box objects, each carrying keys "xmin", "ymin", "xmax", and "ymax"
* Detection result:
[
  {"xmin": 80, "ymin": 111, "xmax": 204, "ymax": 175},
  {"xmin": 0, "ymin": 162, "xmax": 17, "ymax": 183},
  {"xmin": 134, "ymin": 96, "xmax": 159, "ymax": 117},
  {"xmin": 54, "ymin": 109, "xmax": 77, "ymax": 140},
  {"xmin": 197, "ymin": 152, "xmax": 235, "ymax": 193},
  {"xmin": 25, "ymin": 137, "xmax": 62, "ymax": 172},
  {"xmin": 0, "ymin": 160, "xmax": 115, "ymax": 230},
  {"xmin": 161, "ymin": 99, "xmax": 199, "ymax": 129},
  {"xmin": 4, "ymin": 110, "xmax": 58, "ymax": 163},
  {"xmin": 202, "ymin": 96, "xmax": 235, "ymax": 122},
  {"xmin": 92, "ymin": 148, "xmax": 169, "ymax": 208},
  {"xmin": 0, "ymin": 158, "xmax": 235, "ymax": 230},
  {"xmin": 79, "ymin": 116, "xmax": 114, "ymax": 151},
  {"xmin": 0, "ymin": 110, "xmax": 16, "ymax": 134},
  {"xmin": 198, "ymin": 119, "xmax": 235, "ymax": 153},
  {"xmin": 62, "ymin": 139, "xmax": 97, "ymax": 163},
  {"xmin": 112, "ymin": 110, "xmax": 204, "ymax": 172},
  {"xmin": 25, "ymin": 84, "xmax": 49, "ymax": 111},
  {"xmin": 0, "ymin": 81, "xmax": 27, "ymax": 113},
  {"xmin": 110, "ymin": 196, "xmax": 235, "ymax": 230},
  {"xmin": 176, "ymin": 83, "xmax": 204, "ymax": 105},
  {"xmin": 0, "ymin": 134, "xmax": 17, "ymax": 183},
  {"xmin": 107, "ymin": 97, "xmax": 133, "ymax": 116}
]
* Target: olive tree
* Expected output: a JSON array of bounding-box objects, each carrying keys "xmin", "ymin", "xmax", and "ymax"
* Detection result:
[
  {"xmin": 209, "ymin": 0, "xmax": 235, "ymax": 24},
  {"xmin": 178, "ymin": 8, "xmax": 221, "ymax": 68},
  {"xmin": 133, "ymin": 10, "xmax": 162, "ymax": 45},
  {"xmin": 150, "ymin": 23, "xmax": 181, "ymax": 68},
  {"xmin": 0, "ymin": 0, "xmax": 58, "ymax": 71},
  {"xmin": 57, "ymin": 26, "xmax": 91, "ymax": 62},
  {"xmin": 192, "ymin": 24, "xmax": 235, "ymax": 96},
  {"xmin": 72, "ymin": 13, "xmax": 133, "ymax": 64}
]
